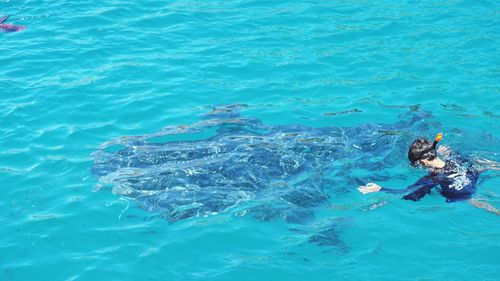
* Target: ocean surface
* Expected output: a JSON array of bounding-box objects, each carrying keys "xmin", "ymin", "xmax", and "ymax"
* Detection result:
[{"xmin": 1, "ymin": 0, "xmax": 499, "ymax": 280}]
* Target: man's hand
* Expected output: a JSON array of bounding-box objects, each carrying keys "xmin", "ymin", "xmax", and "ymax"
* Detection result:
[{"xmin": 358, "ymin": 183, "xmax": 382, "ymax": 194}]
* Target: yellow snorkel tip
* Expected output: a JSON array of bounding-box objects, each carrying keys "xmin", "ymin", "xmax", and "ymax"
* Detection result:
[{"xmin": 435, "ymin": 133, "xmax": 443, "ymax": 142}]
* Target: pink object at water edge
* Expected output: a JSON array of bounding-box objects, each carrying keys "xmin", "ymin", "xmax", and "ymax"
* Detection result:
[{"xmin": 0, "ymin": 16, "xmax": 25, "ymax": 32}]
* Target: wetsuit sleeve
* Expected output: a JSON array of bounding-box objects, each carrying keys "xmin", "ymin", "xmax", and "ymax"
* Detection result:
[
  {"xmin": 381, "ymin": 175, "xmax": 437, "ymax": 201},
  {"xmin": 445, "ymin": 151, "xmax": 483, "ymax": 175}
]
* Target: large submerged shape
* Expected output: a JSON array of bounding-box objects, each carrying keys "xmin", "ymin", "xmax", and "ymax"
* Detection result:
[
  {"xmin": 91, "ymin": 105, "xmax": 436, "ymax": 250},
  {"xmin": 92, "ymin": 105, "xmax": 435, "ymax": 218}
]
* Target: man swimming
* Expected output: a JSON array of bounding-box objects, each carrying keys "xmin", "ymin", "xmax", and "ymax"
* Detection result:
[
  {"xmin": 358, "ymin": 133, "xmax": 500, "ymax": 215},
  {"xmin": 0, "ymin": 16, "xmax": 25, "ymax": 33}
]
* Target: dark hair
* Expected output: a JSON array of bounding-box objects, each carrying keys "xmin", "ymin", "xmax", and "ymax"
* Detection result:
[{"xmin": 408, "ymin": 138, "xmax": 435, "ymax": 165}]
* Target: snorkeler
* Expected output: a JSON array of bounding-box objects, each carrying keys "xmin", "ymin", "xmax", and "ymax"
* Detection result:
[
  {"xmin": 358, "ymin": 133, "xmax": 500, "ymax": 215},
  {"xmin": 0, "ymin": 15, "xmax": 25, "ymax": 33}
]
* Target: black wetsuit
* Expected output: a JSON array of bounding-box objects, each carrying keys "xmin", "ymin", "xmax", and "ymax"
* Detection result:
[{"xmin": 382, "ymin": 155, "xmax": 481, "ymax": 202}]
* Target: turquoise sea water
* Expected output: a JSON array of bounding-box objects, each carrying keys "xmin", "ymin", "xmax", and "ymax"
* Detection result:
[{"xmin": 1, "ymin": 0, "xmax": 499, "ymax": 280}]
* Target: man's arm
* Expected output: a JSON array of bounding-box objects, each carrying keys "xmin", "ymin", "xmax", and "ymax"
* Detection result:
[
  {"xmin": 358, "ymin": 175, "xmax": 438, "ymax": 201},
  {"xmin": 476, "ymin": 158, "xmax": 500, "ymax": 171},
  {"xmin": 439, "ymin": 146, "xmax": 499, "ymax": 171}
]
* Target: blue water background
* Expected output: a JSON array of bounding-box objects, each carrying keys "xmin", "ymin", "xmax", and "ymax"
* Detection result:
[{"xmin": 1, "ymin": 0, "xmax": 499, "ymax": 280}]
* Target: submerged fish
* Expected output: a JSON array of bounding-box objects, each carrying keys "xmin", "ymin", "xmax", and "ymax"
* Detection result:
[
  {"xmin": 0, "ymin": 16, "xmax": 25, "ymax": 33},
  {"xmin": 91, "ymin": 105, "xmax": 435, "ymax": 250}
]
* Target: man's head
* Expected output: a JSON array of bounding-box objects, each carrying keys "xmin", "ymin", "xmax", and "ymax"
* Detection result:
[{"xmin": 408, "ymin": 138, "xmax": 437, "ymax": 166}]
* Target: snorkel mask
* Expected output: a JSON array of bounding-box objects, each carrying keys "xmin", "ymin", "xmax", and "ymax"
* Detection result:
[{"xmin": 421, "ymin": 133, "xmax": 443, "ymax": 161}]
